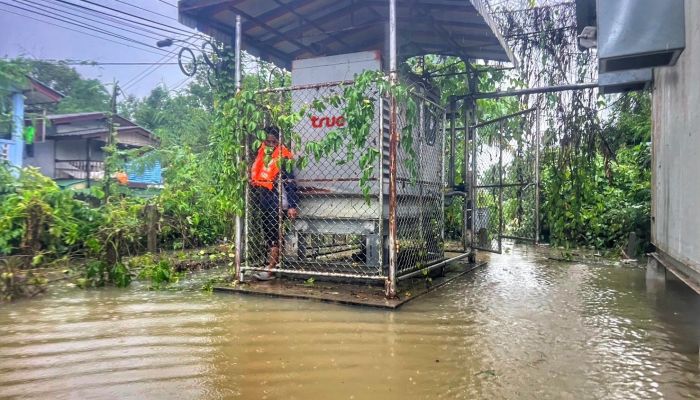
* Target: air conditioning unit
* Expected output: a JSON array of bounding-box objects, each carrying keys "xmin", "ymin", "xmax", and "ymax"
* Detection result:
[{"xmin": 597, "ymin": 0, "xmax": 685, "ymax": 73}]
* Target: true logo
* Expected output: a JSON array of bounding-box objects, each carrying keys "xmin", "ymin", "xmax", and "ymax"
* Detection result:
[{"xmin": 310, "ymin": 116, "xmax": 345, "ymax": 128}]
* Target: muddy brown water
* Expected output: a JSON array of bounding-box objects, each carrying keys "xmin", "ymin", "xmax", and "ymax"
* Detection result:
[{"xmin": 1, "ymin": 245, "xmax": 699, "ymax": 399}]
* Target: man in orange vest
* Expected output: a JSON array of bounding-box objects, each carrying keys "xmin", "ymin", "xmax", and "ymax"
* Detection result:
[{"xmin": 251, "ymin": 126, "xmax": 298, "ymax": 281}]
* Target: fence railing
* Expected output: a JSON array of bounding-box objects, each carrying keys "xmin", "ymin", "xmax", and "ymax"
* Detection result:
[{"xmin": 54, "ymin": 159, "xmax": 104, "ymax": 180}]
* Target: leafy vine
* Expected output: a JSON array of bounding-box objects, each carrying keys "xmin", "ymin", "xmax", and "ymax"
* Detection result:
[{"xmin": 210, "ymin": 69, "xmax": 423, "ymax": 213}]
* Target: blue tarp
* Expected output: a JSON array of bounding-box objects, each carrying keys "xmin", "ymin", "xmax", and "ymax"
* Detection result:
[{"xmin": 126, "ymin": 160, "xmax": 162, "ymax": 185}]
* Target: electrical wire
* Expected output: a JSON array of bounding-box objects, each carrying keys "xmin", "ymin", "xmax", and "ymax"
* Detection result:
[
  {"xmin": 114, "ymin": 0, "xmax": 178, "ymax": 21},
  {"xmin": 122, "ymin": 32, "xmax": 200, "ymax": 91},
  {"xmin": 0, "ymin": 6, "xmax": 175, "ymax": 57},
  {"xmin": 0, "ymin": 1, "xmax": 173, "ymax": 57},
  {"xmin": 70, "ymin": 0, "xmax": 195, "ymax": 36},
  {"xmin": 51, "ymin": 61, "xmax": 181, "ymax": 66},
  {"xmin": 158, "ymin": 0, "xmax": 177, "ymax": 8},
  {"xmin": 17, "ymin": 0, "xmax": 166, "ymax": 43},
  {"xmin": 170, "ymin": 76, "xmax": 193, "ymax": 92},
  {"xmin": 46, "ymin": 0, "xmax": 193, "ymax": 41},
  {"xmin": 48, "ymin": 0, "xmax": 205, "ymax": 53}
]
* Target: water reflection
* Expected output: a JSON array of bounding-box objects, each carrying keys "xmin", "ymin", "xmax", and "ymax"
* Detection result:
[{"xmin": 0, "ymin": 244, "xmax": 698, "ymax": 399}]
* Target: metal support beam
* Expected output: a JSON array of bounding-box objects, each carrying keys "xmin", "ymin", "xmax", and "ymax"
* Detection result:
[
  {"xmin": 534, "ymin": 109, "xmax": 541, "ymax": 244},
  {"xmin": 234, "ymin": 14, "xmax": 244, "ymax": 283},
  {"xmin": 451, "ymin": 82, "xmax": 599, "ymax": 102},
  {"xmin": 386, "ymin": 0, "xmax": 398, "ymax": 299},
  {"xmin": 85, "ymin": 139, "xmax": 91, "ymax": 188},
  {"xmin": 448, "ymin": 98, "xmax": 456, "ymax": 188},
  {"xmin": 463, "ymin": 62, "xmax": 476, "ymax": 253}
]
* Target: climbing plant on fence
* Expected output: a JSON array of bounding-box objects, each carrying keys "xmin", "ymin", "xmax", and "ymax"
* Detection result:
[{"xmin": 210, "ymin": 70, "xmax": 421, "ymax": 207}]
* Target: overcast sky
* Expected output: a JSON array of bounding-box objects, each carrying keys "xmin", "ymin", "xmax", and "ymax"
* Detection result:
[{"xmin": 0, "ymin": 0, "xmax": 208, "ymax": 98}]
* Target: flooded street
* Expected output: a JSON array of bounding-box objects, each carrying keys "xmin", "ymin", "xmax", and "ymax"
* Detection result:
[{"xmin": 1, "ymin": 245, "xmax": 698, "ymax": 399}]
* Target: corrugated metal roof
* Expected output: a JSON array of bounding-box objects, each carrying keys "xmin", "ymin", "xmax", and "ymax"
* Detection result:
[
  {"xmin": 178, "ymin": 0, "xmax": 515, "ymax": 69},
  {"xmin": 45, "ymin": 112, "xmax": 136, "ymax": 127},
  {"xmin": 127, "ymin": 160, "xmax": 163, "ymax": 185}
]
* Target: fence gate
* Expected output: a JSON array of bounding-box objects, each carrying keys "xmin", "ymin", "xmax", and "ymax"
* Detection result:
[{"xmin": 471, "ymin": 108, "xmax": 538, "ymax": 253}]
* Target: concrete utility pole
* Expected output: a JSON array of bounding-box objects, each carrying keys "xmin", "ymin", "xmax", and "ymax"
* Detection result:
[{"xmin": 103, "ymin": 82, "xmax": 120, "ymax": 203}]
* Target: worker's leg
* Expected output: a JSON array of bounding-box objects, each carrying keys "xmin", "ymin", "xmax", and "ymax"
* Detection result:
[
  {"xmin": 268, "ymin": 245, "xmax": 280, "ymax": 270},
  {"xmin": 255, "ymin": 209, "xmax": 279, "ymax": 280}
]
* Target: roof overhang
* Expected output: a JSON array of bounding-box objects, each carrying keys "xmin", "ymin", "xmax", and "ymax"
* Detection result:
[
  {"xmin": 24, "ymin": 76, "xmax": 64, "ymax": 106},
  {"xmin": 51, "ymin": 126, "xmax": 159, "ymax": 147},
  {"xmin": 178, "ymin": 0, "xmax": 515, "ymax": 69}
]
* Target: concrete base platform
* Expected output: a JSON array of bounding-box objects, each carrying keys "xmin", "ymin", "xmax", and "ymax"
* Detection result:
[{"xmin": 214, "ymin": 259, "xmax": 487, "ymax": 309}]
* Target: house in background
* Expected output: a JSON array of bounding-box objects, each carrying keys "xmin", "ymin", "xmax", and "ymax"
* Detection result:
[
  {"xmin": 26, "ymin": 111, "xmax": 162, "ymax": 189},
  {"xmin": 2, "ymin": 76, "xmax": 161, "ymax": 189},
  {"xmin": 1, "ymin": 76, "xmax": 63, "ymax": 166}
]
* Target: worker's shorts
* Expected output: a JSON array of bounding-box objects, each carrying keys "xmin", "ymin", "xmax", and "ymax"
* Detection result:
[{"xmin": 253, "ymin": 187, "xmax": 284, "ymax": 247}]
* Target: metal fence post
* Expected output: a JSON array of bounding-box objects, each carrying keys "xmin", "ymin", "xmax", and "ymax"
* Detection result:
[
  {"xmin": 448, "ymin": 99, "xmax": 456, "ymax": 188},
  {"xmin": 378, "ymin": 96, "xmax": 385, "ymax": 274},
  {"xmin": 498, "ymin": 120, "xmax": 504, "ymax": 254},
  {"xmin": 386, "ymin": 0, "xmax": 398, "ymax": 298},
  {"xmin": 234, "ymin": 14, "xmax": 244, "ymax": 282},
  {"xmin": 534, "ymin": 108, "xmax": 540, "ymax": 245}
]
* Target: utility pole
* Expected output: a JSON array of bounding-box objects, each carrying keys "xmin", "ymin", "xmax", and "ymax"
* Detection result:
[{"xmin": 103, "ymin": 82, "xmax": 119, "ymax": 203}]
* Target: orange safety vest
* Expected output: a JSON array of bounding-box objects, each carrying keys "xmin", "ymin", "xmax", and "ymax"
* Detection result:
[{"xmin": 251, "ymin": 144, "xmax": 293, "ymax": 190}]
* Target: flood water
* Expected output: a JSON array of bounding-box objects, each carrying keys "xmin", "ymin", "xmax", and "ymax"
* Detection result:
[{"xmin": 1, "ymin": 245, "xmax": 699, "ymax": 399}]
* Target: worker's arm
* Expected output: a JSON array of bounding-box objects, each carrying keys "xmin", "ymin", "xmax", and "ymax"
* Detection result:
[{"xmin": 282, "ymin": 169, "xmax": 299, "ymax": 218}]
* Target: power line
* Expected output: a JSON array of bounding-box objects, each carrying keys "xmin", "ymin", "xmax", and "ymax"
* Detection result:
[
  {"xmin": 18, "ymin": 0, "xmax": 165, "ymax": 43},
  {"xmin": 45, "ymin": 0, "xmax": 204, "ymax": 57},
  {"xmin": 62, "ymin": 62, "xmax": 180, "ymax": 66},
  {"xmin": 6, "ymin": 59, "xmax": 181, "ymax": 66},
  {"xmin": 46, "ymin": 0, "xmax": 192, "ymax": 41},
  {"xmin": 158, "ymin": 0, "xmax": 177, "ymax": 8},
  {"xmin": 114, "ymin": 0, "xmax": 178, "ymax": 21},
  {"xmin": 122, "ymin": 32, "xmax": 199, "ymax": 91},
  {"xmin": 0, "ymin": 1, "xmax": 171, "ymax": 57},
  {"xmin": 70, "ymin": 0, "xmax": 195, "ymax": 36},
  {"xmin": 170, "ymin": 76, "xmax": 193, "ymax": 92},
  {"xmin": 0, "ymin": 5, "xmax": 174, "ymax": 57}
]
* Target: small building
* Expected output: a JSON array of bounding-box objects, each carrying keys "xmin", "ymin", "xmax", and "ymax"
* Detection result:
[
  {"xmin": 25, "ymin": 112, "xmax": 161, "ymax": 188},
  {"xmin": 179, "ymin": 0, "xmax": 512, "ymax": 298},
  {"xmin": 0, "ymin": 76, "xmax": 63, "ymax": 167}
]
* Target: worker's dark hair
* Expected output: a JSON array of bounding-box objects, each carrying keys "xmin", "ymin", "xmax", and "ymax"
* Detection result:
[{"xmin": 263, "ymin": 126, "xmax": 280, "ymax": 137}]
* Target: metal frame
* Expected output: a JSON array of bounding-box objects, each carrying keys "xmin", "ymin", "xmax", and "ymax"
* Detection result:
[
  {"xmin": 470, "ymin": 107, "xmax": 539, "ymax": 253},
  {"xmin": 219, "ymin": 1, "xmax": 462, "ymax": 298},
  {"xmin": 236, "ymin": 76, "xmax": 446, "ymax": 286}
]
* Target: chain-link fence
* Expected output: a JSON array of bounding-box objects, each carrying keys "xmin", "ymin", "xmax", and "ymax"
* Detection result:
[
  {"xmin": 395, "ymin": 91, "xmax": 445, "ymax": 277},
  {"xmin": 240, "ymin": 80, "xmax": 445, "ymax": 284},
  {"xmin": 471, "ymin": 108, "xmax": 538, "ymax": 253}
]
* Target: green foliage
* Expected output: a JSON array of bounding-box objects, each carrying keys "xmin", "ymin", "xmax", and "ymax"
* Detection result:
[
  {"xmin": 541, "ymin": 93, "xmax": 652, "ymax": 250},
  {"xmin": 0, "ymin": 166, "xmax": 96, "ymax": 258},
  {"xmin": 210, "ymin": 90, "xmax": 263, "ymax": 226},
  {"xmin": 77, "ymin": 260, "xmax": 131, "ymax": 288},
  {"xmin": 0, "ymin": 59, "xmax": 28, "ymax": 90},
  {"xmin": 1, "ymin": 256, "xmax": 48, "ymax": 301},
  {"xmin": 158, "ymin": 146, "xmax": 222, "ymax": 247},
  {"xmin": 92, "ymin": 197, "xmax": 147, "ymax": 264},
  {"xmin": 138, "ymin": 259, "xmax": 180, "ymax": 290}
]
